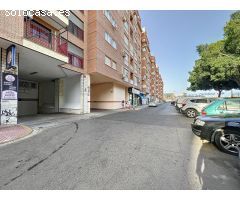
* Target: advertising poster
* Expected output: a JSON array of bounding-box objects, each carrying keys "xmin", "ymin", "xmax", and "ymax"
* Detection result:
[
  {"xmin": 1, "ymin": 72, "xmax": 18, "ymax": 100},
  {"xmin": 0, "ymin": 45, "xmax": 18, "ymax": 125},
  {"xmin": 1, "ymin": 100, "xmax": 17, "ymax": 124}
]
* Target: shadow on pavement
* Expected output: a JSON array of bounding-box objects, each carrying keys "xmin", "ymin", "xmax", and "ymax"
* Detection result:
[{"xmin": 196, "ymin": 142, "xmax": 240, "ymax": 189}]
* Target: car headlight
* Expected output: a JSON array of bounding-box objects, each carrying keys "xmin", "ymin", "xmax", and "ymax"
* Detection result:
[{"xmin": 194, "ymin": 119, "xmax": 205, "ymax": 126}]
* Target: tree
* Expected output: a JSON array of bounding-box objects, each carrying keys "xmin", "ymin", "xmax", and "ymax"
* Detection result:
[
  {"xmin": 188, "ymin": 41, "xmax": 239, "ymax": 97},
  {"xmin": 223, "ymin": 11, "xmax": 240, "ymax": 86},
  {"xmin": 224, "ymin": 11, "xmax": 240, "ymax": 55}
]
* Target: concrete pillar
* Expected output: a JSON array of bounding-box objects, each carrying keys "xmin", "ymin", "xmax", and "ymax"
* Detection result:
[
  {"xmin": 54, "ymin": 79, "xmax": 59, "ymax": 113},
  {"xmin": 0, "ymin": 46, "xmax": 19, "ymax": 125},
  {"xmin": 80, "ymin": 74, "xmax": 90, "ymax": 114}
]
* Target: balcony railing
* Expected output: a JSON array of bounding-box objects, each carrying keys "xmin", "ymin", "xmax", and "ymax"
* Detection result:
[
  {"xmin": 68, "ymin": 52, "xmax": 84, "ymax": 68},
  {"xmin": 24, "ymin": 18, "xmax": 68, "ymax": 56}
]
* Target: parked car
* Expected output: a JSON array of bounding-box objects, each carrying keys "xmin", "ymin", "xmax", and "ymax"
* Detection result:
[
  {"xmin": 192, "ymin": 115, "xmax": 240, "ymax": 156},
  {"xmin": 149, "ymin": 102, "xmax": 157, "ymax": 107},
  {"xmin": 181, "ymin": 97, "xmax": 216, "ymax": 118},
  {"xmin": 175, "ymin": 97, "xmax": 190, "ymax": 112},
  {"xmin": 201, "ymin": 98, "xmax": 240, "ymax": 117}
]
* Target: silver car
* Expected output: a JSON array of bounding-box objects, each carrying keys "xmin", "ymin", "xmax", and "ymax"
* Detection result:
[{"xmin": 181, "ymin": 97, "xmax": 216, "ymax": 118}]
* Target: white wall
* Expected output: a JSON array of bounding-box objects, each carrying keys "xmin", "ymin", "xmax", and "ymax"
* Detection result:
[
  {"xmin": 59, "ymin": 76, "xmax": 82, "ymax": 114},
  {"xmin": 113, "ymin": 83, "xmax": 126, "ymax": 109}
]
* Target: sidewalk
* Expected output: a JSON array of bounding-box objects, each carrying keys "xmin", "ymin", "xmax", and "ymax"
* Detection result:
[
  {"xmin": 0, "ymin": 104, "xmax": 148, "ymax": 145},
  {"xmin": 0, "ymin": 125, "xmax": 32, "ymax": 144}
]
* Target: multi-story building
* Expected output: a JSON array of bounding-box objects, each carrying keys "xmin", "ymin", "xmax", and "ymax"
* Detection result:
[
  {"xmin": 140, "ymin": 28, "xmax": 151, "ymax": 104},
  {"xmin": 149, "ymin": 56, "xmax": 164, "ymax": 102},
  {"xmin": 0, "ymin": 10, "xmax": 90, "ymax": 124},
  {"xmin": 158, "ymin": 73, "xmax": 164, "ymax": 99},
  {"xmin": 87, "ymin": 10, "xmax": 142, "ymax": 109},
  {"xmin": 150, "ymin": 56, "xmax": 157, "ymax": 101},
  {"xmin": 0, "ymin": 10, "xmax": 164, "ymax": 125}
]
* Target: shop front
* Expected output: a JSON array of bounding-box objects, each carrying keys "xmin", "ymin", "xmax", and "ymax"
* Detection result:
[
  {"xmin": 139, "ymin": 93, "xmax": 150, "ymax": 105},
  {"xmin": 128, "ymin": 87, "xmax": 141, "ymax": 108}
]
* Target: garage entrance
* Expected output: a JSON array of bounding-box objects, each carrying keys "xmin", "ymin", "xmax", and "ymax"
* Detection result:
[
  {"xmin": 18, "ymin": 79, "xmax": 58, "ymax": 116},
  {"xmin": 18, "ymin": 44, "xmax": 81, "ymax": 116}
]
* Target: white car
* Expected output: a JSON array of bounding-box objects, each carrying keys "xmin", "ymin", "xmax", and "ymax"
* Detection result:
[
  {"xmin": 181, "ymin": 98, "xmax": 216, "ymax": 118},
  {"xmin": 175, "ymin": 97, "xmax": 190, "ymax": 112},
  {"xmin": 149, "ymin": 102, "xmax": 157, "ymax": 107}
]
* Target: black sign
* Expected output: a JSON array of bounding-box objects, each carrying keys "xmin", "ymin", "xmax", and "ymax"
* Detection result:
[
  {"xmin": 1, "ymin": 73, "xmax": 18, "ymax": 100},
  {"xmin": 128, "ymin": 87, "xmax": 133, "ymax": 94},
  {"xmin": 6, "ymin": 45, "xmax": 16, "ymax": 70}
]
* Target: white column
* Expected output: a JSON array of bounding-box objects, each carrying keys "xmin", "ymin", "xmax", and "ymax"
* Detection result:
[
  {"xmin": 1, "ymin": 47, "xmax": 19, "ymax": 124},
  {"xmin": 80, "ymin": 74, "xmax": 90, "ymax": 114}
]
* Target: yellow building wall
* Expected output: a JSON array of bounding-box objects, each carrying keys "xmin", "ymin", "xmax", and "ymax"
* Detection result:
[{"xmin": 90, "ymin": 83, "xmax": 126, "ymax": 109}]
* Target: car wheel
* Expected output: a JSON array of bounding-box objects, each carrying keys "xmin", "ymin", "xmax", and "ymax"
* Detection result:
[
  {"xmin": 214, "ymin": 129, "xmax": 240, "ymax": 156},
  {"xmin": 185, "ymin": 108, "xmax": 197, "ymax": 118}
]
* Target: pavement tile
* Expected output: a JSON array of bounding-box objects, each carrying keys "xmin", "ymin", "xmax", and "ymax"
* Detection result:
[{"xmin": 0, "ymin": 125, "xmax": 32, "ymax": 144}]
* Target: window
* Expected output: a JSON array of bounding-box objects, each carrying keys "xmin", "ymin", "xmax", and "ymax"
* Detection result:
[
  {"xmin": 123, "ymin": 68, "xmax": 128, "ymax": 76},
  {"xmin": 195, "ymin": 99, "xmax": 208, "ymax": 103},
  {"xmin": 124, "ymin": 54, "xmax": 129, "ymax": 66},
  {"xmin": 133, "ymin": 76, "xmax": 137, "ymax": 86},
  {"xmin": 30, "ymin": 19, "xmax": 51, "ymax": 43},
  {"xmin": 112, "ymin": 61, "xmax": 117, "ymax": 70},
  {"xmin": 68, "ymin": 20, "xmax": 84, "ymax": 41},
  {"xmin": 104, "ymin": 56, "xmax": 111, "ymax": 66},
  {"xmin": 112, "ymin": 40, "xmax": 117, "ymax": 49},
  {"xmin": 124, "ymin": 34, "xmax": 129, "ymax": 47},
  {"xmin": 68, "ymin": 43, "xmax": 84, "ymax": 68},
  {"xmin": 104, "ymin": 10, "xmax": 116, "ymax": 27},
  {"xmin": 124, "ymin": 21, "xmax": 129, "ymax": 32},
  {"xmin": 105, "ymin": 55, "xmax": 117, "ymax": 70},
  {"xmin": 225, "ymin": 100, "xmax": 240, "ymax": 111},
  {"xmin": 105, "ymin": 32, "xmax": 117, "ymax": 49},
  {"xmin": 142, "ymin": 47, "xmax": 146, "ymax": 52},
  {"xmin": 68, "ymin": 12, "xmax": 84, "ymax": 41}
]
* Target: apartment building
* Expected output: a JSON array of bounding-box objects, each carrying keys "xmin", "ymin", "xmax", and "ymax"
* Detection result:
[
  {"xmin": 87, "ymin": 10, "xmax": 142, "ymax": 109},
  {"xmin": 0, "ymin": 10, "xmax": 164, "ymax": 125},
  {"xmin": 158, "ymin": 74, "xmax": 164, "ymax": 99},
  {"xmin": 149, "ymin": 56, "xmax": 163, "ymax": 102},
  {"xmin": 0, "ymin": 10, "xmax": 90, "ymax": 124},
  {"xmin": 140, "ymin": 28, "xmax": 151, "ymax": 104}
]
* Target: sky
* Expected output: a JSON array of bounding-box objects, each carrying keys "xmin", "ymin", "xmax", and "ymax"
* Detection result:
[{"xmin": 140, "ymin": 10, "xmax": 235, "ymax": 95}]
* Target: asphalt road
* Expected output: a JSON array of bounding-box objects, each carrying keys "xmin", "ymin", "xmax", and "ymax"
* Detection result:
[{"xmin": 0, "ymin": 103, "xmax": 239, "ymax": 189}]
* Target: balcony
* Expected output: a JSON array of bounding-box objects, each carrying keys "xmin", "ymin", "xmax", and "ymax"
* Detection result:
[
  {"xmin": 24, "ymin": 18, "xmax": 68, "ymax": 57},
  {"xmin": 68, "ymin": 52, "xmax": 84, "ymax": 68},
  {"xmin": 38, "ymin": 10, "xmax": 69, "ymax": 30}
]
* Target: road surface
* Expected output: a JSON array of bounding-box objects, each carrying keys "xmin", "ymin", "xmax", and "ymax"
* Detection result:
[{"xmin": 0, "ymin": 103, "xmax": 239, "ymax": 189}]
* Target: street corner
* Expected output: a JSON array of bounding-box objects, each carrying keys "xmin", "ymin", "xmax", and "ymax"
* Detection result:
[{"xmin": 0, "ymin": 124, "xmax": 32, "ymax": 145}]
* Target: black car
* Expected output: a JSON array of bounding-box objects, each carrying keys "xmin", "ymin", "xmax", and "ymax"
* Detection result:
[{"xmin": 192, "ymin": 116, "xmax": 240, "ymax": 156}]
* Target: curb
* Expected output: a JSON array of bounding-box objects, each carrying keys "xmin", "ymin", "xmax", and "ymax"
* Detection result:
[{"xmin": 0, "ymin": 125, "xmax": 33, "ymax": 146}]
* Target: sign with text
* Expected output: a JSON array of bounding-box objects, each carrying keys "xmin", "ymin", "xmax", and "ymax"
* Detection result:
[
  {"xmin": 1, "ymin": 73, "xmax": 18, "ymax": 100},
  {"xmin": 6, "ymin": 45, "xmax": 16, "ymax": 70}
]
